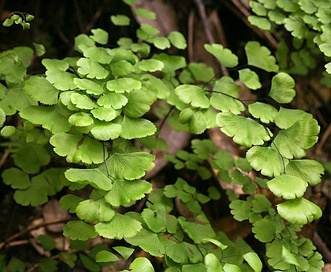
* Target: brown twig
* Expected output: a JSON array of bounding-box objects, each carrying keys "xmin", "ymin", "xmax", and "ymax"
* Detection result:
[{"xmin": 0, "ymin": 218, "xmax": 69, "ymax": 250}]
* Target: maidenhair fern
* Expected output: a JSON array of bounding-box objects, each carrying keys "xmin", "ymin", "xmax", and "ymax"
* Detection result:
[
  {"xmin": 0, "ymin": 0, "xmax": 326, "ymax": 271},
  {"xmin": 249, "ymin": 0, "xmax": 331, "ymax": 74}
]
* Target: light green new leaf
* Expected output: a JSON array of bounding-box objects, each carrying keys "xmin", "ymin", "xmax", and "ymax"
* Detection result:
[
  {"xmin": 268, "ymin": 72, "xmax": 295, "ymax": 104},
  {"xmin": 274, "ymin": 107, "xmax": 309, "ymax": 129},
  {"xmin": 210, "ymin": 93, "xmax": 244, "ymax": 114},
  {"xmin": 2, "ymin": 167, "xmax": 31, "ymax": 189},
  {"xmin": 113, "ymin": 246, "xmax": 135, "ymax": 260},
  {"xmin": 204, "ymin": 44, "xmax": 238, "ymax": 67},
  {"xmin": 106, "ymin": 78, "xmax": 141, "ymax": 93},
  {"xmin": 91, "ymin": 121, "xmax": 122, "ymax": 140},
  {"xmin": 188, "ymin": 109, "xmax": 208, "ymax": 134},
  {"xmin": 76, "ymin": 198, "xmax": 115, "ymax": 222},
  {"xmin": 110, "ymin": 60, "xmax": 134, "ymax": 77},
  {"xmin": 77, "ymin": 58, "xmax": 109, "ymax": 79},
  {"xmin": 268, "ymin": 174, "xmax": 307, "ymax": 199},
  {"xmin": 153, "ymin": 36, "xmax": 171, "ymax": 50},
  {"xmin": 24, "ymin": 76, "xmax": 59, "ymax": 104},
  {"xmin": 83, "ymin": 47, "xmax": 112, "ymax": 64},
  {"xmin": 152, "ymin": 53, "xmax": 186, "ymax": 74},
  {"xmin": 212, "ymin": 150, "xmax": 235, "ymax": 171},
  {"xmin": 69, "ymin": 112, "xmax": 94, "ymax": 127},
  {"xmin": 239, "ymin": 68, "xmax": 262, "ymax": 90},
  {"xmin": 50, "ymin": 133, "xmax": 104, "ymax": 164},
  {"xmin": 284, "ymin": 16, "xmax": 309, "ymax": 39},
  {"xmin": 142, "ymin": 204, "xmax": 167, "ymax": 233},
  {"xmin": 110, "ymin": 15, "xmax": 130, "ymax": 26},
  {"xmin": 277, "ymin": 198, "xmax": 322, "ymax": 224},
  {"xmin": 137, "ymin": 59, "xmax": 164, "ymax": 72},
  {"xmin": 285, "ymin": 159, "xmax": 324, "ymax": 186},
  {"xmin": 95, "ymin": 213, "xmax": 142, "ymax": 239},
  {"xmin": 243, "ymin": 252, "xmax": 263, "ymax": 272},
  {"xmin": 63, "ymin": 221, "xmax": 97, "ymax": 240},
  {"xmin": 20, "ymin": 105, "xmax": 71, "ymax": 133},
  {"xmin": 91, "ymin": 107, "xmax": 119, "ymax": 121},
  {"xmin": 248, "ymin": 16, "xmax": 271, "ymax": 30},
  {"xmin": 1, "ymin": 126, "xmax": 16, "ymax": 137},
  {"xmin": 102, "ymin": 152, "xmax": 155, "ymax": 180},
  {"xmin": 104, "ymin": 179, "xmax": 152, "ymax": 207},
  {"xmin": 216, "ymin": 112, "xmax": 271, "ymax": 147},
  {"xmin": 123, "ymin": 88, "xmax": 157, "ymax": 118},
  {"xmin": 97, "ymin": 92, "xmax": 128, "ymax": 109},
  {"xmin": 248, "ymin": 102, "xmax": 278, "ymax": 123},
  {"xmin": 65, "ymin": 168, "xmax": 112, "ymax": 190},
  {"xmin": 126, "ymin": 228, "xmax": 165, "ymax": 257},
  {"xmin": 205, "ymin": 253, "xmax": 223, "ymax": 272},
  {"xmin": 245, "ymin": 41, "xmax": 279, "ymax": 72},
  {"xmin": 121, "ymin": 116, "xmax": 157, "ymax": 139},
  {"xmin": 175, "ymin": 84, "xmax": 210, "ymax": 108},
  {"xmin": 210, "ymin": 76, "xmax": 244, "ymax": 114},
  {"xmin": 73, "ymin": 78, "xmax": 104, "ymax": 95},
  {"xmin": 135, "ymin": 8, "xmax": 156, "ymax": 20},
  {"xmin": 0, "ymin": 108, "xmax": 5, "ymax": 127},
  {"xmin": 45, "ymin": 69, "xmax": 76, "ymax": 91},
  {"xmin": 70, "ymin": 92, "xmax": 96, "ymax": 109},
  {"xmin": 96, "ymin": 250, "xmax": 119, "ymax": 263},
  {"xmin": 168, "ymin": 31, "xmax": 187, "ymax": 49},
  {"xmin": 246, "ymin": 146, "xmax": 284, "ymax": 177},
  {"xmin": 130, "ymin": 257, "xmax": 155, "ymax": 272},
  {"xmin": 273, "ymin": 116, "xmax": 320, "ymax": 159},
  {"xmin": 90, "ymin": 28, "xmax": 108, "ymax": 45}
]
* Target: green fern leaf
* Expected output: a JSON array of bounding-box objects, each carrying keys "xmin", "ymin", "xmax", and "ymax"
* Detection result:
[
  {"xmin": 121, "ymin": 116, "xmax": 156, "ymax": 139},
  {"xmin": 77, "ymin": 58, "xmax": 109, "ymax": 79},
  {"xmin": 91, "ymin": 121, "xmax": 122, "ymax": 140},
  {"xmin": 24, "ymin": 76, "xmax": 59, "ymax": 104},
  {"xmin": 245, "ymin": 41, "xmax": 279, "ymax": 72},
  {"xmin": 273, "ymin": 116, "xmax": 319, "ymax": 159},
  {"xmin": 274, "ymin": 107, "xmax": 309, "ymax": 129},
  {"xmin": 76, "ymin": 198, "xmax": 115, "ymax": 222},
  {"xmin": 126, "ymin": 228, "xmax": 165, "ymax": 257},
  {"xmin": 285, "ymin": 159, "xmax": 324, "ymax": 186},
  {"xmin": 90, "ymin": 28, "xmax": 108, "ymax": 45},
  {"xmin": 101, "ymin": 152, "xmax": 154, "ymax": 180},
  {"xmin": 277, "ymin": 198, "xmax": 322, "ymax": 224},
  {"xmin": 97, "ymin": 92, "xmax": 128, "ymax": 109},
  {"xmin": 95, "ymin": 213, "xmax": 142, "ymax": 239},
  {"xmin": 106, "ymin": 78, "xmax": 141, "ymax": 93},
  {"xmin": 50, "ymin": 133, "xmax": 105, "ymax": 164},
  {"xmin": 104, "ymin": 179, "xmax": 152, "ymax": 207},
  {"xmin": 175, "ymin": 84, "xmax": 210, "ymax": 108},
  {"xmin": 73, "ymin": 78, "xmax": 105, "ymax": 95},
  {"xmin": 216, "ymin": 112, "xmax": 271, "ymax": 147},
  {"xmin": 248, "ymin": 102, "xmax": 278, "ymax": 123},
  {"xmin": 268, "ymin": 72, "xmax": 296, "ymax": 104},
  {"xmin": 63, "ymin": 221, "xmax": 97, "ymax": 240},
  {"xmin": 20, "ymin": 105, "xmax": 71, "ymax": 133},
  {"xmin": 267, "ymin": 174, "xmax": 307, "ymax": 199},
  {"xmin": 204, "ymin": 44, "xmax": 238, "ymax": 67},
  {"xmin": 238, "ymin": 68, "xmax": 262, "ymax": 90},
  {"xmin": 68, "ymin": 112, "xmax": 94, "ymax": 127},
  {"xmin": 65, "ymin": 168, "xmax": 112, "ymax": 190},
  {"xmin": 246, "ymin": 146, "xmax": 285, "ymax": 177}
]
